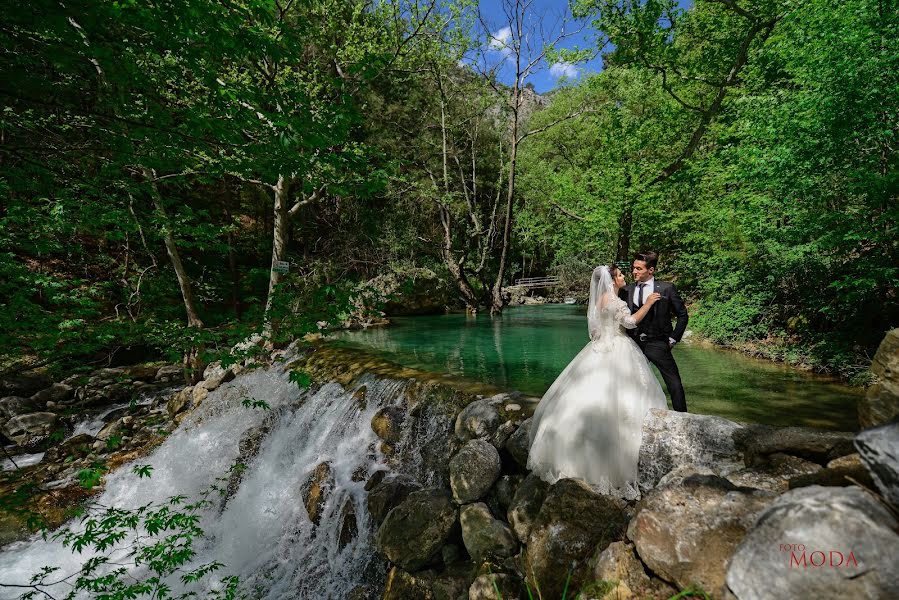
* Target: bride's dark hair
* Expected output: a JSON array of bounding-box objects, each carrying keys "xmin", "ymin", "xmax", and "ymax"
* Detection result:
[{"xmin": 607, "ymin": 264, "xmax": 620, "ymax": 277}]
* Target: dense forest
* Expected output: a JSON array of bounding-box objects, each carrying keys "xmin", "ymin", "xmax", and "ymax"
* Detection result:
[{"xmin": 2, "ymin": 0, "xmax": 897, "ymax": 382}]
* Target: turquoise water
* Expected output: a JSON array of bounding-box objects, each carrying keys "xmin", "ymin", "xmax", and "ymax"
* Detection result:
[{"xmin": 333, "ymin": 304, "xmax": 861, "ymax": 431}]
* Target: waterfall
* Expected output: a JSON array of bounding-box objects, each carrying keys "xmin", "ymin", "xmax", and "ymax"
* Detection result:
[{"xmin": 0, "ymin": 356, "xmax": 442, "ymax": 599}]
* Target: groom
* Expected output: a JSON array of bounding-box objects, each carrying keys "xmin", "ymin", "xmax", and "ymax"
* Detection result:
[{"xmin": 619, "ymin": 251, "xmax": 689, "ymax": 412}]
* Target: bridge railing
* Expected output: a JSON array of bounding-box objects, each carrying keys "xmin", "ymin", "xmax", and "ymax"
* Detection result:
[{"xmin": 513, "ymin": 276, "xmax": 561, "ymax": 288}]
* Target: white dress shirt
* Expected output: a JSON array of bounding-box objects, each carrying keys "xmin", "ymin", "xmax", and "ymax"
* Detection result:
[{"xmin": 635, "ymin": 277, "xmax": 676, "ymax": 346}]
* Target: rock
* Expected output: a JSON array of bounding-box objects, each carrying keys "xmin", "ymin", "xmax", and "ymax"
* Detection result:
[
  {"xmin": 367, "ymin": 474, "xmax": 421, "ymax": 525},
  {"xmin": 589, "ymin": 541, "xmax": 652, "ymax": 599},
  {"xmin": 301, "ymin": 462, "xmax": 332, "ymax": 526},
  {"xmin": 505, "ymin": 418, "xmax": 531, "ymax": 469},
  {"xmin": 352, "ymin": 385, "xmax": 367, "ymax": 410},
  {"xmin": 337, "ymin": 500, "xmax": 358, "ymax": 549},
  {"xmin": 726, "ymin": 486, "xmax": 899, "ymax": 600},
  {"xmin": 96, "ymin": 419, "xmax": 123, "ymax": 441},
  {"xmin": 854, "ymin": 422, "xmax": 899, "ymax": 508},
  {"xmin": 30, "ymin": 383, "xmax": 74, "ymax": 405},
  {"xmin": 469, "ymin": 574, "xmax": 523, "ymax": 600},
  {"xmin": 787, "ymin": 465, "xmax": 876, "ymax": 490},
  {"xmin": 627, "ymin": 474, "xmax": 777, "ymax": 597},
  {"xmin": 375, "ymin": 488, "xmax": 457, "ymax": 571},
  {"xmin": 166, "ymin": 387, "xmax": 194, "ymax": 418},
  {"xmin": 155, "ymin": 364, "xmax": 183, "ymax": 382},
  {"xmin": 489, "ymin": 421, "xmax": 518, "ymax": 450},
  {"xmin": 507, "ymin": 473, "xmax": 549, "ymax": 542},
  {"xmin": 459, "ymin": 502, "xmax": 518, "ymax": 563},
  {"xmin": 381, "ymin": 567, "xmax": 435, "ymax": 600},
  {"xmin": 0, "ymin": 396, "xmax": 39, "ymax": 419},
  {"xmin": 859, "ymin": 328, "xmax": 899, "ymax": 427},
  {"xmin": 455, "ymin": 399, "xmax": 501, "ymax": 442},
  {"xmin": 638, "ymin": 409, "xmax": 745, "ymax": 493},
  {"xmin": 122, "ymin": 364, "xmax": 159, "ymax": 380},
  {"xmin": 727, "ymin": 453, "xmax": 823, "ymax": 492},
  {"xmin": 43, "ymin": 433, "xmax": 95, "ymax": 462},
  {"xmin": 827, "ymin": 452, "xmax": 861, "ymax": 469},
  {"xmin": 489, "ymin": 474, "xmax": 520, "ymax": 515},
  {"xmin": 525, "ymin": 479, "xmax": 629, "ymax": 600},
  {"xmin": 0, "ymin": 372, "xmax": 52, "ymax": 397},
  {"xmin": 371, "ymin": 406, "xmax": 405, "ymax": 443},
  {"xmin": 449, "ymin": 439, "xmax": 501, "ymax": 504},
  {"xmin": 2, "ymin": 412, "xmax": 59, "ymax": 445},
  {"xmin": 191, "ymin": 385, "xmax": 208, "ymax": 405},
  {"xmin": 200, "ymin": 363, "xmax": 235, "ymax": 391},
  {"xmin": 735, "ymin": 424, "xmax": 856, "ymax": 465}
]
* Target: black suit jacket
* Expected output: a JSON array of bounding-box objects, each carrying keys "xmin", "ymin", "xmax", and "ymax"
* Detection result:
[{"xmin": 618, "ymin": 280, "xmax": 689, "ymax": 342}]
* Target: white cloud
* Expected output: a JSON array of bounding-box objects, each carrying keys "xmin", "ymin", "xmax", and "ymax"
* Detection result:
[
  {"xmin": 550, "ymin": 61, "xmax": 579, "ymax": 80},
  {"xmin": 488, "ymin": 26, "xmax": 513, "ymax": 57}
]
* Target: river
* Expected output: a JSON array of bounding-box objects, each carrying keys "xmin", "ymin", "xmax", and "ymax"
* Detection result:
[{"xmin": 334, "ymin": 304, "xmax": 861, "ymax": 431}]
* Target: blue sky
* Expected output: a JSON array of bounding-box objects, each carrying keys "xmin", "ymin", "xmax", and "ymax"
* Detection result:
[{"xmin": 474, "ymin": 0, "xmax": 693, "ymax": 93}]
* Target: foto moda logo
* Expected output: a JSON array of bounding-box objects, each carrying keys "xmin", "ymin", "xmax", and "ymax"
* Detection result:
[{"xmin": 779, "ymin": 544, "xmax": 859, "ymax": 568}]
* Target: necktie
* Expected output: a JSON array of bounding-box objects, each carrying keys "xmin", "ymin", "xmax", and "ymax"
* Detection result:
[{"xmin": 637, "ymin": 283, "xmax": 645, "ymax": 307}]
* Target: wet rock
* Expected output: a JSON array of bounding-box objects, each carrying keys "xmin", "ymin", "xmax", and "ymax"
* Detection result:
[
  {"xmin": 352, "ymin": 385, "xmax": 367, "ymax": 410},
  {"xmin": 30, "ymin": 383, "xmax": 73, "ymax": 406},
  {"xmin": 859, "ymin": 328, "xmax": 899, "ymax": 427},
  {"xmin": 627, "ymin": 474, "xmax": 776, "ymax": 596},
  {"xmin": 854, "ymin": 421, "xmax": 899, "ymax": 507},
  {"xmin": 459, "ymin": 502, "xmax": 518, "ymax": 563},
  {"xmin": 735, "ymin": 424, "xmax": 856, "ymax": 465},
  {"xmin": 338, "ymin": 500, "xmax": 358, "ymax": 549},
  {"xmin": 469, "ymin": 574, "xmax": 523, "ymax": 600},
  {"xmin": 455, "ymin": 399, "xmax": 500, "ymax": 442},
  {"xmin": 96, "ymin": 418, "xmax": 123, "ymax": 442},
  {"xmin": 727, "ymin": 453, "xmax": 823, "ymax": 492},
  {"xmin": 44, "ymin": 433, "xmax": 95, "ymax": 462},
  {"xmin": 301, "ymin": 462, "xmax": 333, "ymax": 526},
  {"xmin": 638, "ymin": 409, "xmax": 745, "ymax": 493},
  {"xmin": 0, "ymin": 396, "xmax": 39, "ymax": 419},
  {"xmin": 726, "ymin": 486, "xmax": 899, "ymax": 600},
  {"xmin": 367, "ymin": 474, "xmax": 421, "ymax": 525},
  {"xmin": 371, "ymin": 405, "xmax": 405, "ymax": 443},
  {"xmin": 381, "ymin": 567, "xmax": 436, "ymax": 600},
  {"xmin": 449, "ymin": 439, "xmax": 501, "ymax": 504},
  {"xmin": 166, "ymin": 387, "xmax": 194, "ymax": 418},
  {"xmin": 199, "ymin": 363, "xmax": 235, "ymax": 391},
  {"xmin": 525, "ymin": 479, "xmax": 629, "ymax": 600},
  {"xmin": 507, "ymin": 472, "xmax": 548, "ymax": 542},
  {"xmin": 376, "ymin": 488, "xmax": 457, "ymax": 571},
  {"xmin": 2, "ymin": 412, "xmax": 59, "ymax": 445},
  {"xmin": 504, "ymin": 418, "xmax": 531, "ymax": 469}
]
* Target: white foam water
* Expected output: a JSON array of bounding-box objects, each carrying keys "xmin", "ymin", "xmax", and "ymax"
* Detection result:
[{"xmin": 0, "ymin": 359, "xmax": 413, "ymax": 599}]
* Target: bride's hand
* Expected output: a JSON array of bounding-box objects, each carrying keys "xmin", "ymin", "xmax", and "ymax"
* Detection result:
[{"xmin": 645, "ymin": 292, "xmax": 661, "ymax": 306}]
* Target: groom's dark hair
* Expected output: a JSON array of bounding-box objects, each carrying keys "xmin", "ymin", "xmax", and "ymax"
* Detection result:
[{"xmin": 634, "ymin": 251, "xmax": 658, "ymax": 269}]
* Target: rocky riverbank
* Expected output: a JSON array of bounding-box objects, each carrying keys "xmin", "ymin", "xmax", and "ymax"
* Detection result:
[{"xmin": 2, "ymin": 331, "xmax": 897, "ymax": 599}]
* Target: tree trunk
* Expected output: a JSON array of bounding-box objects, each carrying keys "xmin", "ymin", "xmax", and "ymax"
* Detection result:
[
  {"xmin": 264, "ymin": 174, "xmax": 290, "ymax": 333},
  {"xmin": 142, "ymin": 167, "xmax": 204, "ymax": 383},
  {"xmin": 224, "ymin": 184, "xmax": 241, "ymax": 320},
  {"xmin": 491, "ymin": 87, "xmax": 519, "ymax": 315}
]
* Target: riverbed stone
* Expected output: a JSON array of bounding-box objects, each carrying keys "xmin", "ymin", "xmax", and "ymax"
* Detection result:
[
  {"xmin": 638, "ymin": 409, "xmax": 745, "ymax": 493},
  {"xmin": 2, "ymin": 412, "xmax": 58, "ymax": 445},
  {"xmin": 627, "ymin": 473, "xmax": 777, "ymax": 596},
  {"xmin": 854, "ymin": 421, "xmax": 899, "ymax": 508},
  {"xmin": 524, "ymin": 478, "xmax": 629, "ymax": 600},
  {"xmin": 371, "ymin": 405, "xmax": 405, "ymax": 443},
  {"xmin": 376, "ymin": 488, "xmax": 458, "ymax": 571},
  {"xmin": 735, "ymin": 424, "xmax": 856, "ymax": 465},
  {"xmin": 455, "ymin": 399, "xmax": 500, "ymax": 442},
  {"xmin": 726, "ymin": 485, "xmax": 899, "ymax": 600},
  {"xmin": 505, "ymin": 418, "xmax": 531, "ymax": 469},
  {"xmin": 507, "ymin": 472, "xmax": 548, "ymax": 542},
  {"xmin": 459, "ymin": 502, "xmax": 518, "ymax": 563},
  {"xmin": 449, "ymin": 439, "xmax": 501, "ymax": 504},
  {"xmin": 30, "ymin": 383, "xmax": 74, "ymax": 405},
  {"xmin": 859, "ymin": 328, "xmax": 899, "ymax": 428}
]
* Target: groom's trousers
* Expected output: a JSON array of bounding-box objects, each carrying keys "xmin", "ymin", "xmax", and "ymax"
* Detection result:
[{"xmin": 639, "ymin": 339, "xmax": 688, "ymax": 412}]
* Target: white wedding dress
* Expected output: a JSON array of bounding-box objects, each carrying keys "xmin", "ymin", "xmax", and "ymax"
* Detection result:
[{"xmin": 527, "ymin": 268, "xmax": 667, "ymax": 500}]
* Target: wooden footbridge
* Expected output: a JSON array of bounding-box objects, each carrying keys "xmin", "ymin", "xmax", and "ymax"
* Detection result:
[{"xmin": 513, "ymin": 276, "xmax": 561, "ymax": 289}]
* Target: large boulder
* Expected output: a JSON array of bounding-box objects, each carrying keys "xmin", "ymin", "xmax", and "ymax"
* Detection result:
[
  {"xmin": 726, "ymin": 486, "xmax": 899, "ymax": 600},
  {"xmin": 505, "ymin": 418, "xmax": 532, "ymax": 469},
  {"xmin": 381, "ymin": 567, "xmax": 436, "ymax": 600},
  {"xmin": 459, "ymin": 502, "xmax": 518, "ymax": 563},
  {"xmin": 735, "ymin": 424, "xmax": 856, "ymax": 465},
  {"xmin": 366, "ymin": 473, "xmax": 421, "ymax": 525},
  {"xmin": 588, "ymin": 541, "xmax": 676, "ymax": 600},
  {"xmin": 627, "ymin": 473, "xmax": 777, "ymax": 596},
  {"xmin": 301, "ymin": 462, "xmax": 333, "ymax": 526},
  {"xmin": 166, "ymin": 386, "xmax": 194, "ymax": 418},
  {"xmin": 371, "ymin": 406, "xmax": 406, "ymax": 443},
  {"xmin": 638, "ymin": 409, "xmax": 745, "ymax": 493},
  {"xmin": 454, "ymin": 399, "xmax": 500, "ymax": 442},
  {"xmin": 376, "ymin": 488, "xmax": 458, "ymax": 571},
  {"xmin": 859, "ymin": 328, "xmax": 899, "ymax": 428},
  {"xmin": 30, "ymin": 383, "xmax": 74, "ymax": 406},
  {"xmin": 854, "ymin": 422, "xmax": 899, "ymax": 508},
  {"xmin": 2, "ymin": 412, "xmax": 58, "ymax": 445},
  {"xmin": 507, "ymin": 472, "xmax": 549, "ymax": 542},
  {"xmin": 0, "ymin": 396, "xmax": 40, "ymax": 420},
  {"xmin": 449, "ymin": 439, "xmax": 501, "ymax": 504},
  {"xmin": 524, "ymin": 479, "xmax": 629, "ymax": 600}
]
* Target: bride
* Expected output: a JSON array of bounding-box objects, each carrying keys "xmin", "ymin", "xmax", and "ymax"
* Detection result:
[{"xmin": 527, "ymin": 264, "xmax": 667, "ymax": 499}]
